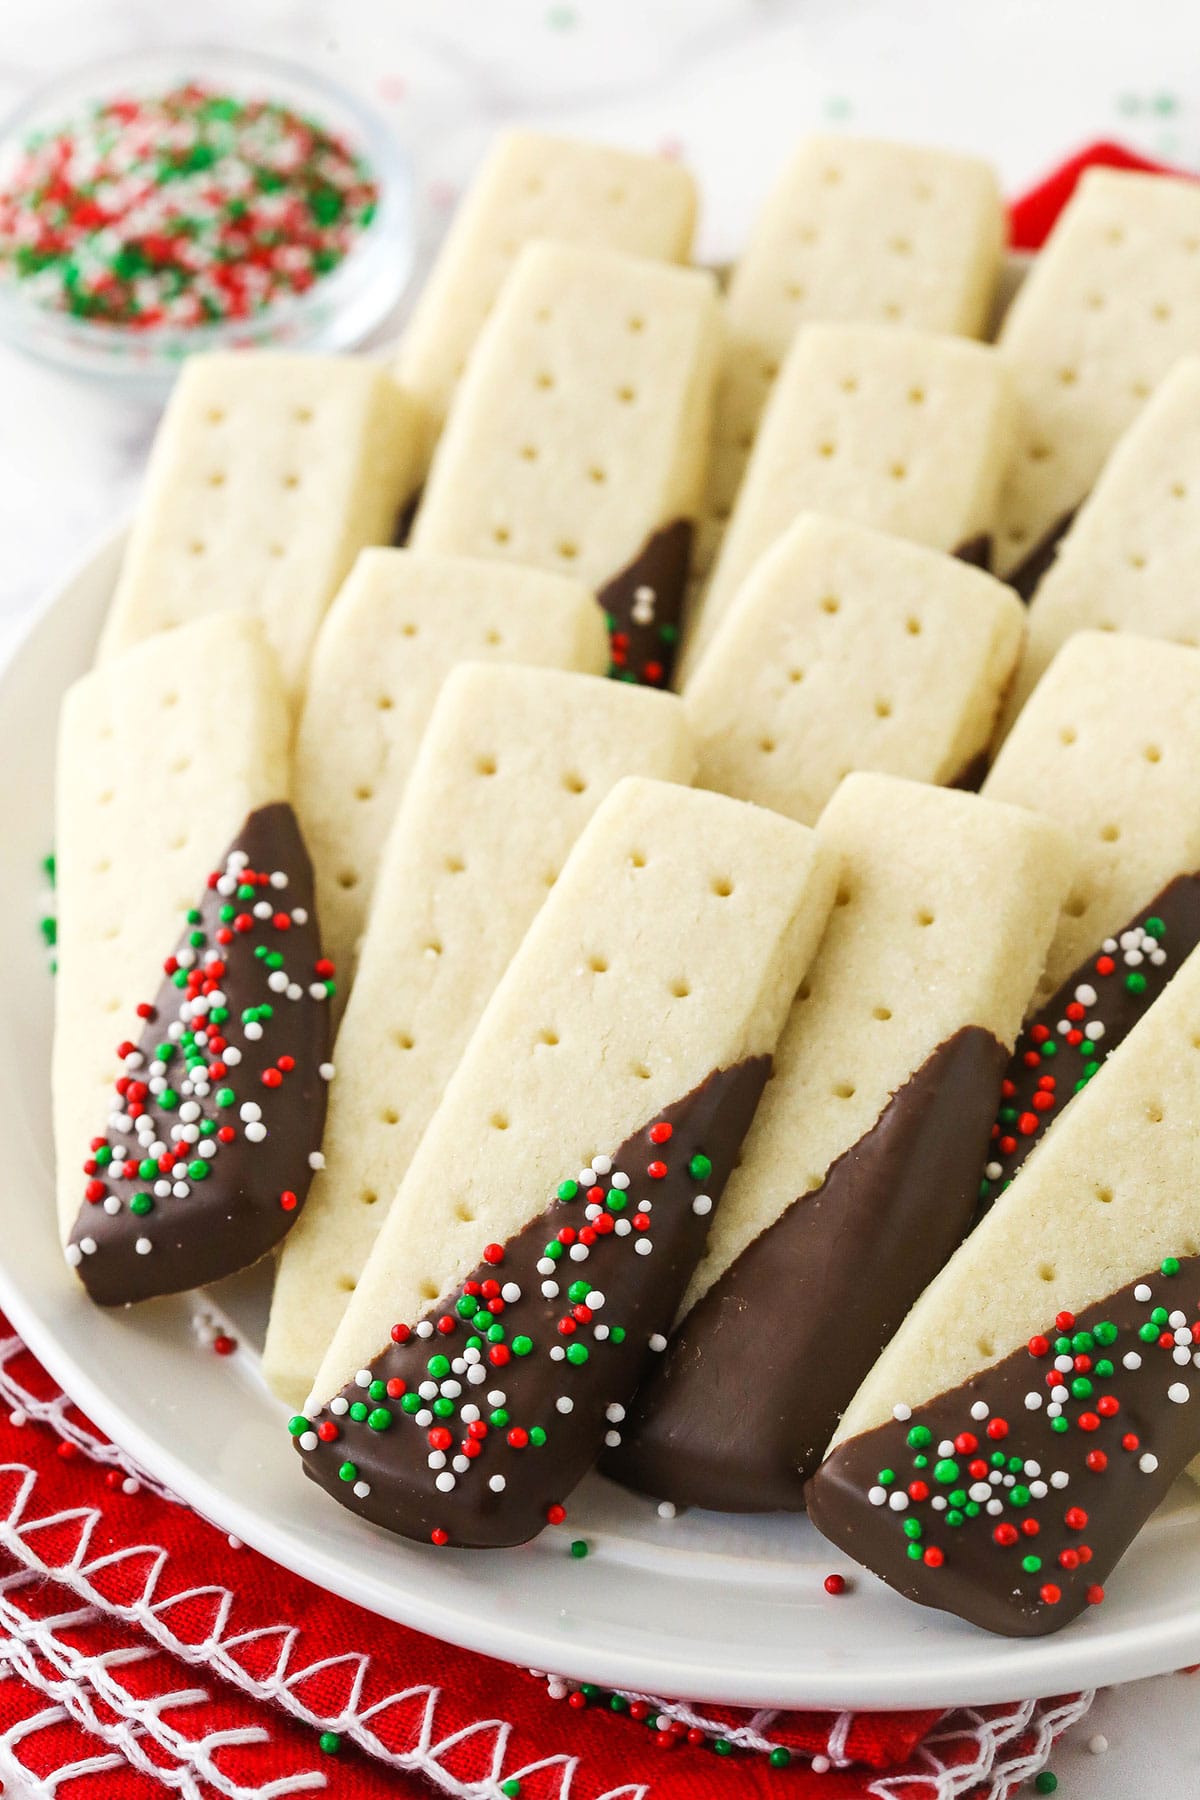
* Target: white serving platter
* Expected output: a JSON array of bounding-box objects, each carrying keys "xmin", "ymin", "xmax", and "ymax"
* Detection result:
[{"xmin": 3, "ymin": 527, "xmax": 1200, "ymax": 1711}]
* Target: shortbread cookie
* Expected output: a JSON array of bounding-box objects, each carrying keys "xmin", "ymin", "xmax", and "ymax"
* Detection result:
[
  {"xmin": 608, "ymin": 775, "xmax": 1070, "ymax": 1510},
  {"xmin": 411, "ymin": 243, "xmax": 720, "ymax": 687},
  {"xmin": 684, "ymin": 514, "xmax": 1024, "ymax": 823},
  {"xmin": 65, "ymin": 806, "xmax": 331, "ymax": 1304},
  {"xmin": 98, "ymin": 353, "xmax": 417, "ymax": 703},
  {"xmin": 294, "ymin": 549, "xmax": 608, "ymax": 975},
  {"xmin": 265, "ymin": 664, "xmax": 694, "ymax": 1407},
  {"xmin": 699, "ymin": 136, "xmax": 1003, "ymax": 581},
  {"xmin": 395, "ymin": 130, "xmax": 696, "ymax": 469},
  {"xmin": 54, "ymin": 616, "xmax": 290, "ymax": 1242},
  {"xmin": 1002, "ymin": 359, "xmax": 1200, "ymax": 730},
  {"xmin": 980, "ymin": 632, "xmax": 1200, "ymax": 1206},
  {"xmin": 294, "ymin": 777, "xmax": 837, "ymax": 1546},
  {"xmin": 994, "ymin": 169, "xmax": 1200, "ymax": 586},
  {"xmin": 683, "ymin": 323, "xmax": 1013, "ymax": 675},
  {"xmin": 809, "ymin": 939, "xmax": 1200, "ymax": 1637}
]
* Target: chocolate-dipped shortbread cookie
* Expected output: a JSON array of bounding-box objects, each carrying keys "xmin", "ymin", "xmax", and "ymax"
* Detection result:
[
  {"xmin": 411, "ymin": 243, "xmax": 720, "ymax": 687},
  {"xmin": 980, "ymin": 632, "xmax": 1200, "ymax": 1208},
  {"xmin": 265, "ymin": 665, "xmax": 694, "ymax": 1409},
  {"xmin": 808, "ymin": 939, "xmax": 1200, "ymax": 1636},
  {"xmin": 293, "ymin": 777, "xmax": 836, "ymax": 1546},
  {"xmin": 608, "ymin": 774, "xmax": 1069, "ymax": 1510}
]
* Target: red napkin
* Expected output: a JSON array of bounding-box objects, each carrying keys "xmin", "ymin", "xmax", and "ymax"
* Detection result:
[{"xmin": 0, "ymin": 1315, "xmax": 1090, "ymax": 1798}]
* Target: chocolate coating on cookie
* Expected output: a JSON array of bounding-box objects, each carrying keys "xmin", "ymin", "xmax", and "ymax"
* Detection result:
[
  {"xmin": 67, "ymin": 804, "xmax": 331, "ymax": 1304},
  {"xmin": 807, "ymin": 1258, "xmax": 1200, "ymax": 1636},
  {"xmin": 607, "ymin": 1028, "xmax": 1006, "ymax": 1511},
  {"xmin": 296, "ymin": 1058, "xmax": 768, "ymax": 1547},
  {"xmin": 598, "ymin": 519, "xmax": 691, "ymax": 688}
]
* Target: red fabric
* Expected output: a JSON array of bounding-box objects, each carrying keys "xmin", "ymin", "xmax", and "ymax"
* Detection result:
[
  {"xmin": 0, "ymin": 1315, "xmax": 1088, "ymax": 1797},
  {"xmin": 1008, "ymin": 138, "xmax": 1197, "ymax": 250}
]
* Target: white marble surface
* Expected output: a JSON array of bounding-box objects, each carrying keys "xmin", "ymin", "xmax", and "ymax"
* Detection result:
[{"xmin": 4, "ymin": 2, "xmax": 1200, "ymax": 1791}]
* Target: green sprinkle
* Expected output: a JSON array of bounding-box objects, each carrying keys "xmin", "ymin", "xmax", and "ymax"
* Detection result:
[
  {"xmin": 215, "ymin": 1087, "xmax": 235, "ymax": 1108},
  {"xmin": 567, "ymin": 1343, "xmax": 589, "ymax": 1365},
  {"xmin": 287, "ymin": 1414, "xmax": 307, "ymax": 1436},
  {"xmin": 878, "ymin": 1468, "xmax": 896, "ymax": 1487},
  {"xmin": 1140, "ymin": 1322, "xmax": 1160, "ymax": 1343},
  {"xmin": 368, "ymin": 1379, "xmax": 387, "ymax": 1401},
  {"xmin": 1022, "ymin": 1554, "xmax": 1043, "ymax": 1574},
  {"xmin": 487, "ymin": 1323, "xmax": 506, "ymax": 1343},
  {"xmin": 159, "ymin": 1089, "xmax": 178, "ymax": 1111},
  {"xmin": 130, "ymin": 1193, "xmax": 153, "ymax": 1216},
  {"xmin": 1094, "ymin": 1321, "xmax": 1118, "ymax": 1345},
  {"xmin": 39, "ymin": 915, "xmax": 57, "ymax": 946},
  {"xmin": 367, "ymin": 1407, "xmax": 392, "ymax": 1431},
  {"xmin": 1144, "ymin": 915, "xmax": 1166, "ymax": 938},
  {"xmin": 318, "ymin": 1731, "xmax": 341, "ymax": 1754},
  {"xmin": 1051, "ymin": 1416, "xmax": 1069, "ymax": 1433},
  {"xmin": 907, "ymin": 1424, "xmax": 932, "ymax": 1450},
  {"xmin": 569, "ymin": 1539, "xmax": 589, "ymax": 1559},
  {"xmin": 490, "ymin": 1408, "xmax": 510, "ymax": 1429},
  {"xmin": 187, "ymin": 1159, "xmax": 209, "ymax": 1181},
  {"xmin": 137, "ymin": 1158, "xmax": 157, "ymax": 1179},
  {"xmin": 1126, "ymin": 971, "xmax": 1148, "ymax": 995},
  {"xmin": 545, "ymin": 1241, "xmax": 563, "ymax": 1261},
  {"xmin": 903, "ymin": 1518, "xmax": 923, "ymax": 1540},
  {"xmin": 432, "ymin": 1397, "xmax": 455, "ymax": 1419},
  {"xmin": 529, "ymin": 1426, "xmax": 547, "ymax": 1446},
  {"xmin": 337, "ymin": 1462, "xmax": 357, "ymax": 1483},
  {"xmin": 401, "ymin": 1393, "xmax": 421, "ymax": 1414},
  {"xmin": 714, "ymin": 1739, "xmax": 733, "ymax": 1756},
  {"xmin": 558, "ymin": 1179, "xmax": 579, "ymax": 1202},
  {"xmin": 1010, "ymin": 1485, "xmax": 1032, "ymax": 1507},
  {"xmin": 456, "ymin": 1295, "xmax": 476, "ymax": 1318},
  {"xmin": 512, "ymin": 1335, "xmax": 533, "ymax": 1356},
  {"xmin": 906, "ymin": 1542, "xmax": 924, "ymax": 1560},
  {"xmin": 768, "ymin": 1747, "xmax": 791, "ymax": 1769},
  {"xmin": 94, "ymin": 1146, "xmax": 112, "ymax": 1166},
  {"xmin": 933, "ymin": 1458, "xmax": 959, "ymax": 1485},
  {"xmin": 1163, "ymin": 1256, "xmax": 1181, "ymax": 1276},
  {"xmin": 610, "ymin": 1326, "xmax": 626, "ymax": 1344},
  {"xmin": 688, "ymin": 1152, "xmax": 712, "ymax": 1181},
  {"xmin": 568, "ymin": 1280, "xmax": 591, "ymax": 1303},
  {"xmin": 606, "ymin": 1191, "xmax": 628, "ymax": 1212},
  {"xmin": 1034, "ymin": 1775, "xmax": 1058, "ymax": 1795},
  {"xmin": 501, "ymin": 1782, "xmax": 522, "ymax": 1798},
  {"xmin": 946, "ymin": 1509, "xmax": 965, "ymax": 1528},
  {"xmin": 349, "ymin": 1402, "xmax": 368, "ymax": 1422},
  {"xmin": 42, "ymin": 852, "xmax": 56, "ymax": 883},
  {"xmin": 1071, "ymin": 1377, "xmax": 1093, "ymax": 1400},
  {"xmin": 427, "ymin": 1354, "xmax": 450, "ymax": 1379},
  {"xmin": 1095, "ymin": 1359, "xmax": 1114, "ymax": 1379}
]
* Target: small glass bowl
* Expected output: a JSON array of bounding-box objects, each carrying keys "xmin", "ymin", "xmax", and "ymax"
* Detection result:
[{"xmin": 0, "ymin": 45, "xmax": 415, "ymax": 395}]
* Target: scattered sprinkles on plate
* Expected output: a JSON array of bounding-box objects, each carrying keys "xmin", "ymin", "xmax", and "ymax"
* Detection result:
[{"xmin": 0, "ymin": 81, "xmax": 378, "ymax": 329}]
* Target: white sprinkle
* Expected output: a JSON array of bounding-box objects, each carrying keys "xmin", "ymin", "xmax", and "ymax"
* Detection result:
[
  {"xmin": 135, "ymin": 1237, "xmax": 152, "ymax": 1255},
  {"xmin": 649, "ymin": 1332, "xmax": 667, "ymax": 1352},
  {"xmin": 244, "ymin": 1020, "xmax": 263, "ymax": 1041},
  {"xmin": 418, "ymin": 1381, "xmax": 438, "ymax": 1400},
  {"xmin": 309, "ymin": 982, "xmax": 330, "ymax": 1000},
  {"xmin": 550, "ymin": 1346, "xmax": 565, "ymax": 1361},
  {"xmin": 122, "ymin": 1477, "xmax": 139, "ymax": 1496},
  {"xmin": 1074, "ymin": 983, "xmax": 1097, "ymax": 1007},
  {"xmin": 556, "ymin": 1396, "xmax": 574, "ymax": 1414},
  {"xmin": 415, "ymin": 1409, "xmax": 433, "ymax": 1427},
  {"xmin": 579, "ymin": 1168, "xmax": 596, "ymax": 1186},
  {"xmin": 460, "ymin": 1404, "xmax": 480, "ymax": 1425},
  {"xmin": 1054, "ymin": 1355, "xmax": 1074, "ymax": 1373},
  {"xmin": 970, "ymin": 1400, "xmax": 990, "ymax": 1421},
  {"xmin": 292, "ymin": 908, "xmax": 308, "ymax": 925},
  {"xmin": 634, "ymin": 1238, "xmax": 653, "ymax": 1256},
  {"xmin": 452, "ymin": 1455, "xmax": 470, "ymax": 1474},
  {"xmin": 938, "ymin": 1439, "xmax": 955, "ymax": 1457},
  {"xmin": 330, "ymin": 1396, "xmax": 349, "ymax": 1416},
  {"xmin": 287, "ymin": 983, "xmax": 304, "ymax": 1001},
  {"xmin": 1025, "ymin": 1461, "xmax": 1041, "ymax": 1477},
  {"xmin": 224, "ymin": 1046, "xmax": 242, "ymax": 1066},
  {"xmin": 1084, "ymin": 1021, "xmax": 1105, "ymax": 1041},
  {"xmin": 1135, "ymin": 1283, "xmax": 1153, "ymax": 1303},
  {"xmin": 868, "ymin": 1486, "xmax": 887, "ymax": 1507},
  {"xmin": 604, "ymin": 1429, "xmax": 622, "ymax": 1448},
  {"xmin": 888, "ymin": 1491, "xmax": 909, "ymax": 1512},
  {"xmin": 172, "ymin": 1181, "xmax": 190, "ymax": 1198},
  {"xmin": 237, "ymin": 1100, "xmax": 262, "ymax": 1125},
  {"xmin": 692, "ymin": 1194, "xmax": 712, "ymax": 1216},
  {"xmin": 309, "ymin": 1151, "xmax": 325, "ymax": 1170},
  {"xmin": 268, "ymin": 970, "xmax": 289, "ymax": 992},
  {"xmin": 1169, "ymin": 1382, "xmax": 1190, "ymax": 1404},
  {"xmin": 1174, "ymin": 1346, "xmax": 1192, "ymax": 1365},
  {"xmin": 1150, "ymin": 948, "xmax": 1167, "ymax": 965},
  {"xmin": 594, "ymin": 1324, "xmax": 610, "ymax": 1340},
  {"xmin": 179, "ymin": 1100, "xmax": 200, "ymax": 1123},
  {"xmin": 1030, "ymin": 1480, "xmax": 1049, "ymax": 1500},
  {"xmin": 1089, "ymin": 1734, "xmax": 1109, "ymax": 1756},
  {"xmin": 487, "ymin": 1390, "xmax": 507, "ymax": 1408},
  {"xmin": 435, "ymin": 1472, "xmax": 456, "ymax": 1493},
  {"xmin": 986, "ymin": 1499, "xmax": 1003, "ymax": 1516},
  {"xmin": 1124, "ymin": 1351, "xmax": 1143, "ymax": 1370},
  {"xmin": 467, "ymin": 1364, "xmax": 486, "ymax": 1385},
  {"xmin": 614, "ymin": 1218, "xmax": 632, "ymax": 1236},
  {"xmin": 353, "ymin": 1480, "xmax": 371, "ymax": 1499},
  {"xmin": 969, "ymin": 1482, "xmax": 991, "ymax": 1503},
  {"xmin": 64, "ymin": 1244, "xmax": 82, "ymax": 1267},
  {"xmin": 1102, "ymin": 937, "xmax": 1118, "ymax": 954},
  {"xmin": 1051, "ymin": 1470, "xmax": 1070, "ymax": 1490},
  {"xmin": 415, "ymin": 1321, "xmax": 434, "ymax": 1339},
  {"xmin": 610, "ymin": 1171, "xmax": 630, "ymax": 1190},
  {"xmin": 657, "ymin": 1501, "xmax": 677, "ymax": 1520},
  {"xmin": 270, "ymin": 870, "xmax": 288, "ymax": 889},
  {"xmin": 501, "ymin": 1282, "xmax": 521, "ymax": 1303},
  {"xmin": 103, "ymin": 1196, "xmax": 121, "ymax": 1215},
  {"xmin": 1140, "ymin": 1452, "xmax": 1160, "ymax": 1474},
  {"xmin": 440, "ymin": 1379, "xmax": 462, "ymax": 1400},
  {"xmin": 355, "ymin": 1368, "xmax": 372, "ymax": 1388},
  {"xmin": 639, "ymin": 1199, "xmax": 652, "ymax": 1214},
  {"xmin": 299, "ymin": 1431, "xmax": 318, "ymax": 1451},
  {"xmin": 1025, "ymin": 1391, "xmax": 1043, "ymax": 1411},
  {"xmin": 253, "ymin": 900, "xmax": 272, "ymax": 919},
  {"xmin": 244, "ymin": 1121, "xmax": 267, "ymax": 1144},
  {"xmin": 541, "ymin": 1280, "xmax": 560, "ymax": 1299},
  {"xmin": 8, "ymin": 1409, "xmax": 25, "ymax": 1428},
  {"xmin": 606, "ymin": 1403, "xmax": 626, "ymax": 1423},
  {"xmin": 489, "ymin": 1474, "xmax": 506, "ymax": 1493},
  {"xmin": 593, "ymin": 1155, "xmax": 612, "ymax": 1175},
  {"xmin": 569, "ymin": 1243, "xmax": 589, "ymax": 1260},
  {"xmin": 584, "ymin": 1203, "xmax": 603, "ymax": 1222},
  {"xmin": 812, "ymin": 1756, "xmax": 831, "ymax": 1776},
  {"xmin": 984, "ymin": 1162, "xmax": 1003, "ymax": 1181},
  {"xmin": 536, "ymin": 1257, "xmax": 556, "ymax": 1276},
  {"xmin": 586, "ymin": 1290, "xmax": 604, "ymax": 1309}
]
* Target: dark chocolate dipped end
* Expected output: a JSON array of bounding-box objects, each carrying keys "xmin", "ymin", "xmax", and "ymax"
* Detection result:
[
  {"xmin": 598, "ymin": 519, "xmax": 692, "ymax": 689},
  {"xmin": 606, "ymin": 1028, "xmax": 1006, "ymax": 1512},
  {"xmin": 67, "ymin": 803, "xmax": 332, "ymax": 1304},
  {"xmin": 807, "ymin": 1258, "xmax": 1200, "ymax": 1636},
  {"xmin": 294, "ymin": 1058, "xmax": 769, "ymax": 1547},
  {"xmin": 1005, "ymin": 508, "xmax": 1077, "ymax": 603},
  {"xmin": 977, "ymin": 874, "xmax": 1200, "ymax": 1217},
  {"xmin": 953, "ymin": 533, "xmax": 993, "ymax": 572}
]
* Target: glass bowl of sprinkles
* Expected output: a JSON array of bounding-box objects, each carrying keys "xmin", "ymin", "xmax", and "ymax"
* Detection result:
[{"xmin": 0, "ymin": 46, "xmax": 414, "ymax": 393}]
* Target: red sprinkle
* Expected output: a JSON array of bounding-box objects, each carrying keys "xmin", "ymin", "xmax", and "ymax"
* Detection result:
[
  {"xmin": 212, "ymin": 1334, "xmax": 236, "ymax": 1356},
  {"xmin": 546, "ymin": 1503, "xmax": 567, "ymax": 1525},
  {"xmin": 823, "ymin": 1573, "xmax": 846, "ymax": 1596}
]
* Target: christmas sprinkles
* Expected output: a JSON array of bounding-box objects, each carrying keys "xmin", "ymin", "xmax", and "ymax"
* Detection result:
[
  {"xmin": 0, "ymin": 82, "xmax": 378, "ymax": 330},
  {"xmin": 66, "ymin": 805, "xmax": 331, "ymax": 1303}
]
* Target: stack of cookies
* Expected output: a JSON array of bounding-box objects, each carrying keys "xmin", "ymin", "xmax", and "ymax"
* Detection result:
[{"xmin": 54, "ymin": 125, "xmax": 1200, "ymax": 1639}]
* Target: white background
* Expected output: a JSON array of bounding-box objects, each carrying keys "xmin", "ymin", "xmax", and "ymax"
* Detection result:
[{"xmin": 3, "ymin": 2, "xmax": 1200, "ymax": 1791}]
